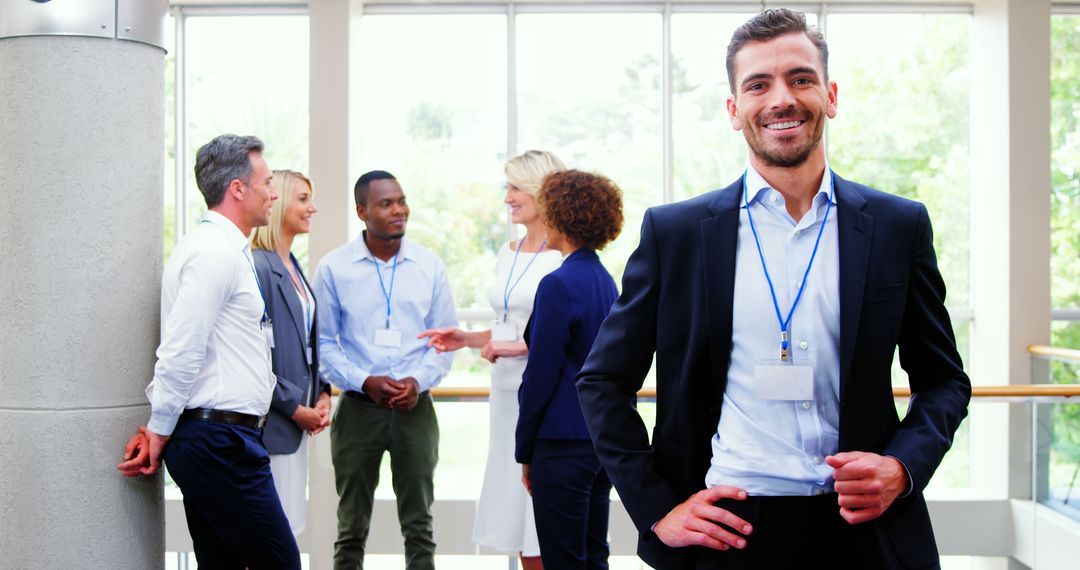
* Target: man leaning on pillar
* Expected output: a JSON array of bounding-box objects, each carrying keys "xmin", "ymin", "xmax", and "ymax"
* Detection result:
[{"xmin": 117, "ymin": 134, "xmax": 301, "ymax": 569}]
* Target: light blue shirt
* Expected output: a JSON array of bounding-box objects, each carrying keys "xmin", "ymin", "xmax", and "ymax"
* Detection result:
[
  {"xmin": 313, "ymin": 234, "xmax": 457, "ymax": 394},
  {"xmin": 704, "ymin": 166, "xmax": 841, "ymax": 496}
]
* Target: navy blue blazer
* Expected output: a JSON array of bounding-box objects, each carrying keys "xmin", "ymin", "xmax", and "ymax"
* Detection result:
[
  {"xmin": 515, "ymin": 249, "xmax": 618, "ymax": 464},
  {"xmin": 577, "ymin": 174, "xmax": 971, "ymax": 569},
  {"xmin": 253, "ymin": 249, "xmax": 331, "ymax": 455}
]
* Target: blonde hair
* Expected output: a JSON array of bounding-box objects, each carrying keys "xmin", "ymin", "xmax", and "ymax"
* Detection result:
[
  {"xmin": 251, "ymin": 169, "xmax": 312, "ymax": 251},
  {"xmin": 504, "ymin": 150, "xmax": 566, "ymax": 195}
]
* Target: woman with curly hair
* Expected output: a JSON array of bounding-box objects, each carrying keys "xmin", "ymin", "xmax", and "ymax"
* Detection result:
[{"xmin": 514, "ymin": 169, "xmax": 624, "ymax": 569}]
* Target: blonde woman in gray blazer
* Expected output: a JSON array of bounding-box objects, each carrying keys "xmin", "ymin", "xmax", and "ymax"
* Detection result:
[{"xmin": 251, "ymin": 169, "xmax": 332, "ymax": 538}]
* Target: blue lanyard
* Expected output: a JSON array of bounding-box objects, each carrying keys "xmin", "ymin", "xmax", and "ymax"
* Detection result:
[
  {"xmin": 501, "ymin": 237, "xmax": 548, "ymax": 321},
  {"xmin": 290, "ymin": 255, "xmax": 312, "ymax": 341},
  {"xmin": 742, "ymin": 171, "xmax": 833, "ymax": 360},
  {"xmin": 374, "ymin": 253, "xmax": 399, "ymax": 328},
  {"xmin": 202, "ymin": 219, "xmax": 270, "ymax": 324}
]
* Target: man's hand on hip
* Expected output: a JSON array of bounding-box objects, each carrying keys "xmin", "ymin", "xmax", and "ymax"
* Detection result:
[
  {"xmin": 827, "ymin": 451, "xmax": 908, "ymax": 525},
  {"xmin": 363, "ymin": 375, "xmax": 405, "ymax": 407},
  {"xmin": 653, "ymin": 486, "xmax": 752, "ymax": 551}
]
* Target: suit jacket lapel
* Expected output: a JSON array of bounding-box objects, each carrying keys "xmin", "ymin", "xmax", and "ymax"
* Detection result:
[
  {"xmin": 296, "ymin": 260, "xmax": 318, "ymax": 374},
  {"xmin": 834, "ymin": 173, "xmax": 873, "ymax": 404},
  {"xmin": 701, "ymin": 181, "xmax": 742, "ymax": 407},
  {"xmin": 271, "ymin": 253, "xmax": 307, "ymax": 349}
]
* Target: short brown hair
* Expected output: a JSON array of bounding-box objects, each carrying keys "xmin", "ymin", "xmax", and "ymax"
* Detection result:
[
  {"xmin": 537, "ymin": 170, "xmax": 623, "ymax": 251},
  {"xmin": 726, "ymin": 9, "xmax": 829, "ymax": 94}
]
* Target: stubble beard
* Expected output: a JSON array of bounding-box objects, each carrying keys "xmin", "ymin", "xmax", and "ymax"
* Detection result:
[{"xmin": 746, "ymin": 108, "xmax": 824, "ymax": 169}]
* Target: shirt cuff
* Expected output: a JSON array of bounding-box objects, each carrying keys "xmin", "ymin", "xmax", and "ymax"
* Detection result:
[
  {"xmin": 148, "ymin": 412, "xmax": 180, "ymax": 437},
  {"xmin": 887, "ymin": 455, "xmax": 915, "ymax": 498},
  {"xmin": 350, "ymin": 367, "xmax": 371, "ymax": 395}
]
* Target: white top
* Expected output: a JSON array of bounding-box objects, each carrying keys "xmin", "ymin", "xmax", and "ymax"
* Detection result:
[
  {"xmin": 486, "ymin": 241, "xmax": 563, "ymax": 390},
  {"xmin": 705, "ymin": 165, "xmax": 841, "ymax": 496},
  {"xmin": 146, "ymin": 211, "xmax": 275, "ymax": 436},
  {"xmin": 314, "ymin": 235, "xmax": 458, "ymax": 394}
]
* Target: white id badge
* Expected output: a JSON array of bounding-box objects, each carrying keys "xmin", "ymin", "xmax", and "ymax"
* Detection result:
[
  {"xmin": 305, "ymin": 346, "xmax": 313, "ymax": 365},
  {"xmin": 374, "ymin": 327, "xmax": 403, "ymax": 348},
  {"xmin": 752, "ymin": 358, "xmax": 814, "ymax": 401},
  {"xmin": 262, "ymin": 322, "xmax": 275, "ymax": 349},
  {"xmin": 491, "ymin": 321, "xmax": 518, "ymax": 342}
]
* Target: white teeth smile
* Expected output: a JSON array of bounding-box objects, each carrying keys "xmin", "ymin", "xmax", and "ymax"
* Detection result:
[{"xmin": 766, "ymin": 121, "xmax": 803, "ymax": 130}]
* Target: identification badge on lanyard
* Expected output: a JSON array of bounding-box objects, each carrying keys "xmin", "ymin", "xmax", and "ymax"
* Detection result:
[
  {"xmin": 262, "ymin": 320, "xmax": 275, "ymax": 349},
  {"xmin": 491, "ymin": 319, "xmax": 518, "ymax": 342},
  {"xmin": 752, "ymin": 358, "xmax": 814, "ymax": 401},
  {"xmin": 374, "ymin": 327, "xmax": 402, "ymax": 348},
  {"xmin": 305, "ymin": 345, "xmax": 313, "ymax": 365}
]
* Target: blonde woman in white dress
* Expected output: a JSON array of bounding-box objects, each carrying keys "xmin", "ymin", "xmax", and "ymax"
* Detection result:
[{"xmin": 421, "ymin": 150, "xmax": 565, "ymax": 570}]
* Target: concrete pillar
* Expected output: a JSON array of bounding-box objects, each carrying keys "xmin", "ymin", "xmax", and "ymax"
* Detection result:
[{"xmin": 0, "ymin": 1, "xmax": 167, "ymax": 567}]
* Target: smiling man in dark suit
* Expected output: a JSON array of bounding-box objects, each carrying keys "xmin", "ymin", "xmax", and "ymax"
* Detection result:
[{"xmin": 576, "ymin": 9, "xmax": 970, "ymax": 570}]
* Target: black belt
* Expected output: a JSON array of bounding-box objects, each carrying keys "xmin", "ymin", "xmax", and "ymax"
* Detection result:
[{"xmin": 182, "ymin": 408, "xmax": 267, "ymax": 429}]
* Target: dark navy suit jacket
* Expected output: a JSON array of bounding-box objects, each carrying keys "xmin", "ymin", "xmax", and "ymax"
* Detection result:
[
  {"xmin": 515, "ymin": 249, "xmax": 618, "ymax": 464},
  {"xmin": 577, "ymin": 174, "xmax": 971, "ymax": 569},
  {"xmin": 253, "ymin": 249, "xmax": 331, "ymax": 455}
]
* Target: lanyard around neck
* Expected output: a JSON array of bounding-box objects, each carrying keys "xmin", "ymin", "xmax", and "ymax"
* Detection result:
[
  {"xmin": 374, "ymin": 252, "xmax": 399, "ymax": 329},
  {"xmin": 502, "ymin": 237, "xmax": 548, "ymax": 321},
  {"xmin": 742, "ymin": 170, "xmax": 833, "ymax": 360},
  {"xmin": 289, "ymin": 255, "xmax": 312, "ymax": 340}
]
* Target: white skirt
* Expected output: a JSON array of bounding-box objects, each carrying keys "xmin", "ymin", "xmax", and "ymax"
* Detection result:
[
  {"xmin": 472, "ymin": 386, "xmax": 541, "ymax": 556},
  {"xmin": 269, "ymin": 431, "xmax": 309, "ymax": 538}
]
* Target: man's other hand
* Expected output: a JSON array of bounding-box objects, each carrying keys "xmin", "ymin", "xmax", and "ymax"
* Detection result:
[
  {"xmin": 141, "ymin": 430, "xmax": 170, "ymax": 476},
  {"xmin": 827, "ymin": 451, "xmax": 908, "ymax": 525},
  {"xmin": 117, "ymin": 426, "xmax": 150, "ymax": 477},
  {"xmin": 653, "ymin": 486, "xmax": 752, "ymax": 551}
]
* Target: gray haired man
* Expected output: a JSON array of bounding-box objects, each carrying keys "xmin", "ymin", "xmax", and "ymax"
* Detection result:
[{"xmin": 118, "ymin": 135, "xmax": 300, "ymax": 569}]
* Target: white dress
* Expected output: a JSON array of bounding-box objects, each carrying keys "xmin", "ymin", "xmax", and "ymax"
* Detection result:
[{"xmin": 472, "ymin": 242, "xmax": 563, "ymax": 555}]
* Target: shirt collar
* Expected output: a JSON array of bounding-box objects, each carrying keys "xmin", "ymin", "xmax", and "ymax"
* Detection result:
[
  {"xmin": 353, "ymin": 232, "xmax": 413, "ymax": 264},
  {"xmin": 202, "ymin": 210, "xmax": 251, "ymax": 251},
  {"xmin": 743, "ymin": 164, "xmax": 835, "ymax": 208}
]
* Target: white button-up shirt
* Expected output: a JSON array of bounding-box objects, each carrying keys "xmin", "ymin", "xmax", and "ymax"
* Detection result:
[
  {"xmin": 313, "ymin": 234, "xmax": 457, "ymax": 394},
  {"xmin": 704, "ymin": 165, "xmax": 841, "ymax": 496},
  {"xmin": 146, "ymin": 211, "xmax": 275, "ymax": 436}
]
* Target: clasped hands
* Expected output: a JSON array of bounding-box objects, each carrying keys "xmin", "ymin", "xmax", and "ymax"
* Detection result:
[
  {"xmin": 654, "ymin": 451, "xmax": 908, "ymax": 551},
  {"xmin": 418, "ymin": 327, "xmax": 527, "ymax": 363},
  {"xmin": 291, "ymin": 391, "xmax": 333, "ymax": 434},
  {"xmin": 363, "ymin": 375, "xmax": 421, "ymax": 410}
]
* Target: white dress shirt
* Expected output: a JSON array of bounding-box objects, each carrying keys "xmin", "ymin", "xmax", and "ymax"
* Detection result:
[
  {"xmin": 704, "ymin": 166, "xmax": 841, "ymax": 496},
  {"xmin": 313, "ymin": 234, "xmax": 457, "ymax": 394},
  {"xmin": 146, "ymin": 211, "xmax": 275, "ymax": 436}
]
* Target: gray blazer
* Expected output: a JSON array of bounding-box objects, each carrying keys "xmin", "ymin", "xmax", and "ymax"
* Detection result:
[{"xmin": 253, "ymin": 248, "xmax": 331, "ymax": 455}]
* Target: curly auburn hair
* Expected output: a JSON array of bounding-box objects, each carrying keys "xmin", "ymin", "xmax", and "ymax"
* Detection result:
[{"xmin": 537, "ymin": 169, "xmax": 624, "ymax": 251}]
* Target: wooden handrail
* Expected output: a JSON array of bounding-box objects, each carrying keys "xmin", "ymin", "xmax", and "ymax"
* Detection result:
[
  {"xmin": 330, "ymin": 384, "xmax": 1080, "ymax": 399},
  {"xmin": 1028, "ymin": 344, "xmax": 1080, "ymax": 363}
]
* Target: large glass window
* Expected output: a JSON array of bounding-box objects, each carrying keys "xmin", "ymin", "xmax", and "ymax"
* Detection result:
[
  {"xmin": 1046, "ymin": 13, "xmax": 1080, "ymax": 518},
  {"xmin": 517, "ymin": 13, "xmax": 662, "ymax": 278},
  {"xmin": 176, "ymin": 14, "xmax": 310, "ymax": 261},
  {"xmin": 1051, "ymin": 15, "xmax": 1080, "ymax": 346}
]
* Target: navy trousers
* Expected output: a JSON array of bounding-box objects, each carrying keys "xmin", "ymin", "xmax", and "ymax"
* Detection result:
[
  {"xmin": 691, "ymin": 494, "xmax": 913, "ymax": 570},
  {"xmin": 164, "ymin": 418, "xmax": 300, "ymax": 570},
  {"xmin": 530, "ymin": 439, "xmax": 611, "ymax": 570}
]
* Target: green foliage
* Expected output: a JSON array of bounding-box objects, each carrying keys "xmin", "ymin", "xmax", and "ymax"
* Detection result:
[
  {"xmin": 828, "ymin": 15, "xmax": 971, "ymax": 309},
  {"xmin": 1049, "ymin": 15, "xmax": 1080, "ymax": 476}
]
